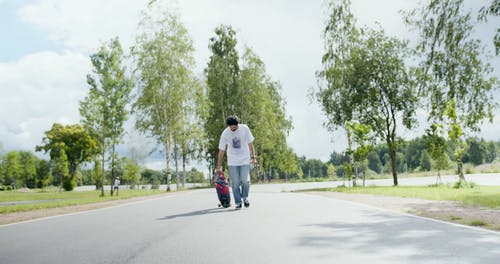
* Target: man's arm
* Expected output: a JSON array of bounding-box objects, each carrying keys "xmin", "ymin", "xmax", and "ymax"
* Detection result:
[
  {"xmin": 248, "ymin": 142, "xmax": 256, "ymax": 164},
  {"xmin": 216, "ymin": 149, "xmax": 225, "ymax": 172}
]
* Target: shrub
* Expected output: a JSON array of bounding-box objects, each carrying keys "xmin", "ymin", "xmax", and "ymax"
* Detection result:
[
  {"xmin": 151, "ymin": 179, "xmax": 160, "ymax": 189},
  {"xmin": 1, "ymin": 185, "xmax": 13, "ymax": 191},
  {"xmin": 62, "ymin": 177, "xmax": 76, "ymax": 191},
  {"xmin": 469, "ymin": 220, "xmax": 487, "ymax": 226},
  {"xmin": 453, "ymin": 180, "xmax": 476, "ymax": 189}
]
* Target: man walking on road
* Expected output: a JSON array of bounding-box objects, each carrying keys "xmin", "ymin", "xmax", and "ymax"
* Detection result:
[
  {"xmin": 113, "ymin": 177, "xmax": 120, "ymax": 195},
  {"xmin": 216, "ymin": 115, "xmax": 257, "ymax": 209}
]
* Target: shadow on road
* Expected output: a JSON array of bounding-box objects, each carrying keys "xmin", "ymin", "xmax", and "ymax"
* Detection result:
[
  {"xmin": 157, "ymin": 207, "xmax": 235, "ymax": 220},
  {"xmin": 297, "ymin": 210, "xmax": 500, "ymax": 263}
]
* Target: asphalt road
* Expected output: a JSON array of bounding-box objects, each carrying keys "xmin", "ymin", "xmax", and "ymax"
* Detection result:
[{"xmin": 2, "ymin": 177, "xmax": 500, "ymax": 264}]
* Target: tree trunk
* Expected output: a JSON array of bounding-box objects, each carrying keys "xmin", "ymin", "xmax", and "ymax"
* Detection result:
[
  {"xmin": 165, "ymin": 141, "xmax": 171, "ymax": 192},
  {"xmin": 390, "ymin": 144, "xmax": 398, "ymax": 186},
  {"xmin": 346, "ymin": 128, "xmax": 356, "ymax": 187},
  {"xmin": 110, "ymin": 145, "xmax": 115, "ymax": 196},
  {"xmin": 363, "ymin": 171, "xmax": 366, "ymax": 187},
  {"xmin": 101, "ymin": 150, "xmax": 105, "ymax": 196},
  {"xmin": 174, "ymin": 146, "xmax": 179, "ymax": 191},
  {"xmin": 457, "ymin": 158, "xmax": 466, "ymax": 183},
  {"xmin": 182, "ymin": 155, "xmax": 186, "ymax": 188}
]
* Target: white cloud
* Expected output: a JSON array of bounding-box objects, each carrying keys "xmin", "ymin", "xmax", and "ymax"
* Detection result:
[
  {"xmin": 0, "ymin": 51, "xmax": 90, "ymax": 152},
  {"xmin": 18, "ymin": 0, "xmax": 147, "ymax": 53}
]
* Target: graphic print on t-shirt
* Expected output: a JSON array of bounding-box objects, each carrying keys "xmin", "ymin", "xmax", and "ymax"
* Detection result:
[{"xmin": 232, "ymin": 136, "xmax": 241, "ymax": 149}]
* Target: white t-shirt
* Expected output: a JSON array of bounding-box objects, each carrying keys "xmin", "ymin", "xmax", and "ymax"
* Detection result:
[{"xmin": 218, "ymin": 124, "xmax": 255, "ymax": 166}]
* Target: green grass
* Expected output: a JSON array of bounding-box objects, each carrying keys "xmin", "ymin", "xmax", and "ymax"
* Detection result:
[
  {"xmin": 318, "ymin": 185, "xmax": 500, "ymax": 208},
  {"xmin": 0, "ymin": 189, "xmax": 166, "ymax": 214},
  {"xmin": 449, "ymin": 215, "xmax": 462, "ymax": 221},
  {"xmin": 468, "ymin": 220, "xmax": 487, "ymax": 226}
]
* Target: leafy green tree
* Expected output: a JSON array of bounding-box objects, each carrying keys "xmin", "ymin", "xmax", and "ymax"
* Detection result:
[
  {"xmin": 277, "ymin": 147, "xmax": 298, "ymax": 181},
  {"xmin": 485, "ymin": 141, "xmax": 497, "ymax": 163},
  {"xmin": 35, "ymin": 159, "xmax": 52, "ymax": 189},
  {"xmin": 91, "ymin": 159, "xmax": 103, "ymax": 189},
  {"xmin": 349, "ymin": 122, "xmax": 374, "ymax": 186},
  {"xmin": 316, "ymin": 0, "xmax": 417, "ymax": 186},
  {"xmin": 329, "ymin": 151, "xmax": 348, "ymax": 166},
  {"xmin": 403, "ymin": 137, "xmax": 427, "ymax": 171},
  {"xmin": 315, "ymin": 0, "xmax": 360, "ymax": 129},
  {"xmin": 80, "ymin": 37, "xmax": 133, "ymax": 196},
  {"xmin": 36, "ymin": 123, "xmax": 98, "ymax": 191},
  {"xmin": 187, "ymin": 168, "xmax": 205, "ymax": 183},
  {"xmin": 141, "ymin": 168, "xmax": 163, "ymax": 185},
  {"xmin": 327, "ymin": 29, "xmax": 417, "ymax": 186},
  {"xmin": 396, "ymin": 152, "xmax": 407, "ymax": 173},
  {"xmin": 79, "ymin": 169, "xmax": 93, "ymax": 185},
  {"xmin": 53, "ymin": 149, "xmax": 70, "ymax": 191},
  {"xmin": 18, "ymin": 151, "xmax": 37, "ymax": 188},
  {"xmin": 297, "ymin": 167, "xmax": 304, "ymax": 180},
  {"xmin": 175, "ymin": 79, "xmax": 206, "ymax": 188},
  {"xmin": 238, "ymin": 48, "xmax": 294, "ymax": 180},
  {"xmin": 367, "ymin": 151, "xmax": 382, "ymax": 174},
  {"xmin": 121, "ymin": 157, "xmax": 141, "ymax": 188},
  {"xmin": 132, "ymin": 1, "xmax": 196, "ymax": 191},
  {"xmin": 0, "ymin": 151, "xmax": 20, "ymax": 188},
  {"xmin": 355, "ymin": 29, "xmax": 417, "ymax": 186},
  {"xmin": 204, "ymin": 25, "xmax": 241, "ymax": 170},
  {"xmin": 463, "ymin": 137, "xmax": 487, "ymax": 165},
  {"xmin": 315, "ymin": 0, "xmax": 360, "ymax": 185},
  {"xmin": 405, "ymin": 0, "xmax": 499, "ymax": 184},
  {"xmin": 424, "ymin": 124, "xmax": 449, "ymax": 181},
  {"xmin": 204, "ymin": 28, "xmax": 294, "ymax": 179},
  {"xmin": 327, "ymin": 163, "xmax": 336, "ymax": 179},
  {"xmin": 299, "ymin": 158, "xmax": 327, "ymax": 178},
  {"xmin": 420, "ymin": 150, "xmax": 432, "ymax": 171}
]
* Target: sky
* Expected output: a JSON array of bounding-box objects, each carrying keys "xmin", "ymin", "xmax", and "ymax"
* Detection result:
[{"xmin": 0, "ymin": 0, "xmax": 499, "ymax": 170}]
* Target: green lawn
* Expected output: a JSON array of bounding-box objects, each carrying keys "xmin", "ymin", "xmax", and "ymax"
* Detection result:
[
  {"xmin": 318, "ymin": 185, "xmax": 500, "ymax": 208},
  {"xmin": 0, "ymin": 189, "xmax": 166, "ymax": 214}
]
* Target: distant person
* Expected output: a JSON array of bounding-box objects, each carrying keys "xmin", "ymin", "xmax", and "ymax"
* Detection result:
[
  {"xmin": 216, "ymin": 115, "xmax": 257, "ymax": 209},
  {"xmin": 113, "ymin": 177, "xmax": 120, "ymax": 195}
]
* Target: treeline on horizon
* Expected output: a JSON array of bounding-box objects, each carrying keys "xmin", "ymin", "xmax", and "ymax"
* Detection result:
[
  {"xmin": 306, "ymin": 136, "xmax": 500, "ymax": 180},
  {"xmin": 0, "ymin": 150, "xmax": 205, "ymax": 191},
  {"xmin": 1, "ymin": 136, "xmax": 499, "ymax": 190}
]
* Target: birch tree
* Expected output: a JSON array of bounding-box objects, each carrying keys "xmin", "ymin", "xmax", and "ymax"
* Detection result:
[
  {"xmin": 204, "ymin": 25, "xmax": 240, "ymax": 171},
  {"xmin": 316, "ymin": 0, "xmax": 417, "ymax": 186},
  {"xmin": 405, "ymin": 0, "xmax": 499, "ymax": 184},
  {"xmin": 132, "ymin": 1, "xmax": 197, "ymax": 191},
  {"xmin": 315, "ymin": 0, "xmax": 360, "ymax": 186},
  {"xmin": 80, "ymin": 37, "xmax": 133, "ymax": 196}
]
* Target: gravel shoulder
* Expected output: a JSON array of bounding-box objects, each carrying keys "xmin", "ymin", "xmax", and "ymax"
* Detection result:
[
  {"xmin": 0, "ymin": 192, "xmax": 174, "ymax": 225},
  {"xmin": 306, "ymin": 191, "xmax": 500, "ymax": 232}
]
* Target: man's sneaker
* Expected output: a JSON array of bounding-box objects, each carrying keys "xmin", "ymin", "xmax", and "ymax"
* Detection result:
[
  {"xmin": 244, "ymin": 199, "xmax": 250, "ymax": 208},
  {"xmin": 235, "ymin": 203, "xmax": 242, "ymax": 209}
]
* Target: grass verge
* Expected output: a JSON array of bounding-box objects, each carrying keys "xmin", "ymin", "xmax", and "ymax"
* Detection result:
[
  {"xmin": 0, "ymin": 189, "xmax": 166, "ymax": 214},
  {"xmin": 310, "ymin": 185, "xmax": 500, "ymax": 208}
]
